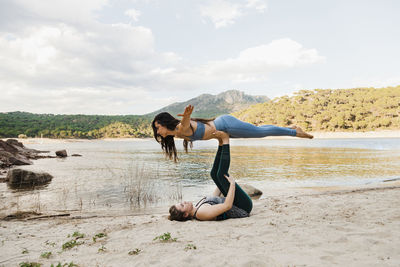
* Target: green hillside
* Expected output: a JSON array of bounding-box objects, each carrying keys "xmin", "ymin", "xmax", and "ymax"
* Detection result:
[
  {"xmin": 0, "ymin": 112, "xmax": 153, "ymax": 138},
  {"xmin": 233, "ymin": 86, "xmax": 400, "ymax": 131},
  {"xmin": 1, "ymin": 87, "xmax": 398, "ymax": 139},
  {"xmin": 0, "ymin": 90, "xmax": 269, "ymax": 139}
]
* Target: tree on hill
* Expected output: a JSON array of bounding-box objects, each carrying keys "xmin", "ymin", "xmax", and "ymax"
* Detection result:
[{"xmin": 233, "ymin": 86, "xmax": 400, "ymax": 132}]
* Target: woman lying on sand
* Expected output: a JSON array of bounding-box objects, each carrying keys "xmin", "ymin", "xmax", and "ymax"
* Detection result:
[
  {"xmin": 152, "ymin": 105, "xmax": 313, "ymax": 161},
  {"xmin": 169, "ymin": 132, "xmax": 253, "ymax": 221}
]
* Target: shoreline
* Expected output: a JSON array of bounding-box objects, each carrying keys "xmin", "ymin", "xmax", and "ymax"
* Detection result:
[
  {"xmin": 311, "ymin": 130, "xmax": 400, "ymax": 139},
  {"xmin": 1, "ymin": 181, "xmax": 399, "ymax": 266},
  {"xmin": 2, "ymin": 129, "xmax": 400, "ymax": 144}
]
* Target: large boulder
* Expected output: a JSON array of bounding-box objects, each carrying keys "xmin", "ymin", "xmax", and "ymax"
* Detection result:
[
  {"xmin": 0, "ymin": 140, "xmax": 19, "ymax": 154},
  {"xmin": 217, "ymin": 183, "xmax": 263, "ymax": 199},
  {"xmin": 56, "ymin": 150, "xmax": 67, "ymax": 158},
  {"xmin": 0, "ymin": 159, "xmax": 7, "ymax": 168},
  {"xmin": 0, "ymin": 150, "xmax": 32, "ymax": 166},
  {"xmin": 6, "ymin": 139, "xmax": 24, "ymax": 148},
  {"xmin": 240, "ymin": 184, "xmax": 263, "ymax": 198},
  {"xmin": 8, "ymin": 155, "xmax": 33, "ymax": 165},
  {"xmin": 7, "ymin": 169, "xmax": 53, "ymax": 187}
]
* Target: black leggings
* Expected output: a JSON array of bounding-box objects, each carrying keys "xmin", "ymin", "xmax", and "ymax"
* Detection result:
[{"xmin": 210, "ymin": 144, "xmax": 253, "ymax": 214}]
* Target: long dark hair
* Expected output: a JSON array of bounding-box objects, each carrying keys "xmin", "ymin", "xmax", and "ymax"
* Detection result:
[
  {"xmin": 151, "ymin": 112, "xmax": 214, "ymax": 162},
  {"xmin": 168, "ymin": 205, "xmax": 191, "ymax": 221}
]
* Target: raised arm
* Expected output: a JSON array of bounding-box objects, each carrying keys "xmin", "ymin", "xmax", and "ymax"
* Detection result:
[
  {"xmin": 176, "ymin": 104, "xmax": 194, "ymax": 132},
  {"xmin": 195, "ymin": 174, "xmax": 236, "ymax": 221}
]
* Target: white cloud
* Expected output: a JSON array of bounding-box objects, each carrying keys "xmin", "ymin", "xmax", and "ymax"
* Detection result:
[
  {"xmin": 245, "ymin": 0, "xmax": 267, "ymax": 12},
  {"xmin": 125, "ymin": 8, "xmax": 141, "ymax": 22},
  {"xmin": 162, "ymin": 38, "xmax": 325, "ymax": 87},
  {"xmin": 0, "ymin": 22, "xmax": 161, "ymax": 89},
  {"xmin": 0, "ymin": 1, "xmax": 325, "ymax": 115},
  {"xmin": 9, "ymin": 0, "xmax": 109, "ymax": 27},
  {"xmin": 0, "ymin": 1, "xmax": 183, "ymax": 114},
  {"xmin": 0, "ymin": 83, "xmax": 175, "ymax": 114},
  {"xmin": 349, "ymin": 76, "xmax": 400, "ymax": 89},
  {"xmin": 200, "ymin": 0, "xmax": 267, "ymax": 28},
  {"xmin": 200, "ymin": 0, "xmax": 242, "ymax": 28}
]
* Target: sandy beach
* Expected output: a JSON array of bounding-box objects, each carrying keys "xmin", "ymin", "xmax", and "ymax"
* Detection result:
[{"xmin": 1, "ymin": 181, "xmax": 399, "ymax": 267}]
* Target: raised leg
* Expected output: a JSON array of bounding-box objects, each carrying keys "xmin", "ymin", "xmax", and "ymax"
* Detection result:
[
  {"xmin": 216, "ymin": 115, "xmax": 297, "ymax": 138},
  {"xmin": 215, "ymin": 144, "xmax": 253, "ymax": 214}
]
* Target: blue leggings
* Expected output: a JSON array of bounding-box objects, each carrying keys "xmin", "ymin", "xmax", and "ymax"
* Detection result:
[{"xmin": 214, "ymin": 115, "xmax": 296, "ymax": 138}]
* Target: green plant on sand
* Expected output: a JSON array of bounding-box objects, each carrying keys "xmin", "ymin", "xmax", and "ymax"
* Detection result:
[
  {"xmin": 153, "ymin": 232, "xmax": 177, "ymax": 242},
  {"xmin": 19, "ymin": 263, "xmax": 41, "ymax": 267},
  {"xmin": 40, "ymin": 251, "xmax": 52, "ymax": 259},
  {"xmin": 62, "ymin": 240, "xmax": 84, "ymax": 250},
  {"xmin": 128, "ymin": 248, "xmax": 142, "ymax": 255},
  {"xmin": 184, "ymin": 243, "xmax": 197, "ymax": 251}
]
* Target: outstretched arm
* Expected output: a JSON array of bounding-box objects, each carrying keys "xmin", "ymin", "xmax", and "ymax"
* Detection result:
[
  {"xmin": 195, "ymin": 175, "xmax": 236, "ymax": 221},
  {"xmin": 177, "ymin": 105, "xmax": 194, "ymax": 132}
]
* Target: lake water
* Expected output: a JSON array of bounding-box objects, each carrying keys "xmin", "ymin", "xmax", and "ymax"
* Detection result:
[{"xmin": 1, "ymin": 138, "xmax": 400, "ymax": 215}]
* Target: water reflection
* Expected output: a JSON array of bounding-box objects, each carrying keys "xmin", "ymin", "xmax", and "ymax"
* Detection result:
[
  {"xmin": 7, "ymin": 181, "xmax": 52, "ymax": 191},
  {"xmin": 178, "ymin": 145, "xmax": 400, "ymax": 183},
  {"xmin": 0, "ymin": 138, "xmax": 399, "ymax": 215}
]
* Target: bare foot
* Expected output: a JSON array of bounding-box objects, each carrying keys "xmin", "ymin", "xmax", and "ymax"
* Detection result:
[{"xmin": 292, "ymin": 126, "xmax": 314, "ymax": 139}]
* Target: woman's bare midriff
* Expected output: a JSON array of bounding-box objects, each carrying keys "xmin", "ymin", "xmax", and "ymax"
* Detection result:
[{"xmin": 202, "ymin": 121, "xmax": 217, "ymax": 140}]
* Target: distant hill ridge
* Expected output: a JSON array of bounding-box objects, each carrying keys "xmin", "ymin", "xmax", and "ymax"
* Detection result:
[
  {"xmin": 0, "ymin": 90, "xmax": 270, "ymax": 138},
  {"xmin": 3, "ymin": 86, "xmax": 397, "ymax": 139},
  {"xmin": 147, "ymin": 90, "xmax": 270, "ymax": 118}
]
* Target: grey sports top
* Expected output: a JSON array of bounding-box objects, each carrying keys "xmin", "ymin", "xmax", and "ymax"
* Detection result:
[
  {"xmin": 188, "ymin": 121, "xmax": 205, "ymax": 141},
  {"xmin": 193, "ymin": 196, "xmax": 249, "ymax": 221}
]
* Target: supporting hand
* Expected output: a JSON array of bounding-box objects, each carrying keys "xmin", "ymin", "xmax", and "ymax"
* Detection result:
[
  {"xmin": 212, "ymin": 130, "xmax": 229, "ymax": 145},
  {"xmin": 224, "ymin": 174, "xmax": 235, "ymax": 185}
]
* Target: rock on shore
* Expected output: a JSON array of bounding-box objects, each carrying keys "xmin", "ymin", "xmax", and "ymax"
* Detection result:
[
  {"xmin": 0, "ymin": 139, "xmax": 51, "ymax": 168},
  {"xmin": 6, "ymin": 168, "xmax": 53, "ymax": 187},
  {"xmin": 0, "ymin": 139, "xmax": 56, "ymax": 182},
  {"xmin": 56, "ymin": 149, "xmax": 68, "ymax": 157}
]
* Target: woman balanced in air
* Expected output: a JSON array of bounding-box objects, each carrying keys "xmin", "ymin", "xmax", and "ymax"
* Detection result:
[{"xmin": 152, "ymin": 105, "xmax": 313, "ymax": 161}]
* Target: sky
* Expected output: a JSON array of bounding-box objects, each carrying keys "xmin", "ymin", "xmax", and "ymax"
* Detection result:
[{"xmin": 0, "ymin": 0, "xmax": 399, "ymax": 115}]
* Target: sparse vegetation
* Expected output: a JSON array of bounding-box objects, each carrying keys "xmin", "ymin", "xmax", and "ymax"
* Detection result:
[
  {"xmin": 19, "ymin": 263, "xmax": 41, "ymax": 267},
  {"xmin": 128, "ymin": 248, "xmax": 142, "ymax": 255},
  {"xmin": 50, "ymin": 262, "xmax": 78, "ymax": 267},
  {"xmin": 62, "ymin": 240, "xmax": 84, "ymax": 250},
  {"xmin": 45, "ymin": 240, "xmax": 56, "ymax": 247},
  {"xmin": 123, "ymin": 164, "xmax": 158, "ymax": 208},
  {"xmin": 21, "ymin": 248, "xmax": 29, "ymax": 254},
  {"xmin": 92, "ymin": 232, "xmax": 107, "ymax": 242},
  {"xmin": 153, "ymin": 232, "xmax": 177, "ymax": 243},
  {"xmin": 40, "ymin": 251, "xmax": 52, "ymax": 259},
  {"xmin": 184, "ymin": 244, "xmax": 197, "ymax": 251},
  {"xmin": 69, "ymin": 231, "xmax": 85, "ymax": 239},
  {"xmin": 98, "ymin": 245, "xmax": 107, "ymax": 253}
]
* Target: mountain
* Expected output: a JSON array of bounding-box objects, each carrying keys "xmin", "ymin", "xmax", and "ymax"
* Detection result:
[{"xmin": 147, "ymin": 90, "xmax": 270, "ymax": 118}]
